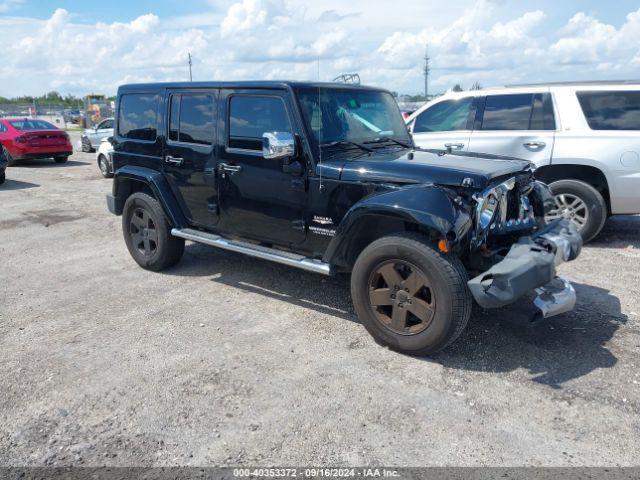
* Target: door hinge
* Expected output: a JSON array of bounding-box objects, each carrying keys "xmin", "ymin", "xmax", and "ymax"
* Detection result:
[
  {"xmin": 291, "ymin": 220, "xmax": 306, "ymax": 231},
  {"xmin": 291, "ymin": 178, "xmax": 306, "ymax": 191}
]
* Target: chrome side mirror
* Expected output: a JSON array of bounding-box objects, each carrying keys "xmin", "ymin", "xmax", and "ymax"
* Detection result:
[{"xmin": 262, "ymin": 131, "xmax": 295, "ymax": 160}]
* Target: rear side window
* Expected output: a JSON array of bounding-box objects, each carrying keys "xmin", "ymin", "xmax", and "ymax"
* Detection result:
[
  {"xmin": 9, "ymin": 120, "xmax": 57, "ymax": 130},
  {"xmin": 0, "ymin": 123, "xmax": 7, "ymax": 133},
  {"xmin": 168, "ymin": 94, "xmax": 215, "ymax": 145},
  {"xmin": 577, "ymin": 91, "xmax": 640, "ymax": 130},
  {"xmin": 228, "ymin": 95, "xmax": 291, "ymax": 151},
  {"xmin": 481, "ymin": 93, "xmax": 555, "ymax": 131},
  {"xmin": 413, "ymin": 98, "xmax": 473, "ymax": 133},
  {"xmin": 118, "ymin": 94, "xmax": 159, "ymax": 141}
]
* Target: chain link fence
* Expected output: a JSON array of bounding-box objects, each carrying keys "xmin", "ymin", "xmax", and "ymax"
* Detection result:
[{"xmin": 0, "ymin": 97, "xmax": 114, "ymax": 130}]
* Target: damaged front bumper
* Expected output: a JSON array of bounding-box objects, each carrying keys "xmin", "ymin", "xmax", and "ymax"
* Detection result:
[{"xmin": 468, "ymin": 220, "xmax": 582, "ymax": 318}]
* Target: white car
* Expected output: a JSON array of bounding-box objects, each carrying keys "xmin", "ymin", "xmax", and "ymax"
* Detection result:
[
  {"xmin": 81, "ymin": 118, "xmax": 114, "ymax": 152},
  {"xmin": 96, "ymin": 137, "xmax": 114, "ymax": 178},
  {"xmin": 406, "ymin": 81, "xmax": 640, "ymax": 241}
]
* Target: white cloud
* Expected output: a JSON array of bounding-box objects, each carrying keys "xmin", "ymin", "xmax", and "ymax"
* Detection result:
[
  {"xmin": 0, "ymin": 0, "xmax": 23, "ymax": 14},
  {"xmin": 0, "ymin": 1, "xmax": 640, "ymax": 97}
]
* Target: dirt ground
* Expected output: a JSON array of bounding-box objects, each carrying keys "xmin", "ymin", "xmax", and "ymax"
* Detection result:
[{"xmin": 0, "ymin": 133, "xmax": 638, "ymax": 466}]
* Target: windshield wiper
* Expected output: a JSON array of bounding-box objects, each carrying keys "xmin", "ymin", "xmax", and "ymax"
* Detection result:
[
  {"xmin": 364, "ymin": 137, "xmax": 413, "ymax": 149},
  {"xmin": 320, "ymin": 140, "xmax": 374, "ymax": 153}
]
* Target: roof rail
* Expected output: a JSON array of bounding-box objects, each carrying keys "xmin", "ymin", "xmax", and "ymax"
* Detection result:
[{"xmin": 504, "ymin": 80, "xmax": 640, "ymax": 88}]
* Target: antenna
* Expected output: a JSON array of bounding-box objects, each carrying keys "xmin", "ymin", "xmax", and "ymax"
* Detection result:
[
  {"xmin": 188, "ymin": 52, "xmax": 193, "ymax": 82},
  {"xmin": 317, "ymin": 57, "xmax": 325, "ymax": 193},
  {"xmin": 423, "ymin": 44, "xmax": 430, "ymax": 98}
]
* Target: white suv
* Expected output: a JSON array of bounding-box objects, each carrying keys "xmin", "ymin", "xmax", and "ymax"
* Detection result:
[{"xmin": 406, "ymin": 82, "xmax": 640, "ymax": 241}]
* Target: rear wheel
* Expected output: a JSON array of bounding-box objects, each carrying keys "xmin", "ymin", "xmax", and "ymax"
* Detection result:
[
  {"xmin": 54, "ymin": 156, "xmax": 68, "ymax": 163},
  {"xmin": 122, "ymin": 192, "xmax": 184, "ymax": 271},
  {"xmin": 0, "ymin": 172, "xmax": 5, "ymax": 184},
  {"xmin": 98, "ymin": 154, "xmax": 113, "ymax": 178},
  {"xmin": 351, "ymin": 233, "xmax": 472, "ymax": 356},
  {"xmin": 546, "ymin": 179, "xmax": 607, "ymax": 242}
]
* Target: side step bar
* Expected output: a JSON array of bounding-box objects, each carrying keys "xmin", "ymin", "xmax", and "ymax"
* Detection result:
[{"xmin": 171, "ymin": 228, "xmax": 331, "ymax": 275}]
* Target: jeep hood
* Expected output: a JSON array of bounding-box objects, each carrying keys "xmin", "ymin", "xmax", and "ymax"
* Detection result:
[{"xmin": 318, "ymin": 149, "xmax": 533, "ymax": 190}]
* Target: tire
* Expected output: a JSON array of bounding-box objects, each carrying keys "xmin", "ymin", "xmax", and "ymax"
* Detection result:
[
  {"xmin": 81, "ymin": 137, "xmax": 94, "ymax": 153},
  {"xmin": 3, "ymin": 146, "xmax": 15, "ymax": 166},
  {"xmin": 351, "ymin": 232, "xmax": 472, "ymax": 356},
  {"xmin": 0, "ymin": 172, "xmax": 5, "ymax": 185},
  {"xmin": 54, "ymin": 156, "xmax": 69, "ymax": 163},
  {"xmin": 122, "ymin": 192, "xmax": 184, "ymax": 271},
  {"xmin": 546, "ymin": 179, "xmax": 607, "ymax": 243},
  {"xmin": 98, "ymin": 155, "xmax": 113, "ymax": 178}
]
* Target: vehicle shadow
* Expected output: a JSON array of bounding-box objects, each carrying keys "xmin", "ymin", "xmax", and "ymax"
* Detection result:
[
  {"xmin": 590, "ymin": 215, "xmax": 639, "ymax": 249},
  {"xmin": 11, "ymin": 159, "xmax": 86, "ymax": 168},
  {"xmin": 170, "ymin": 244, "xmax": 623, "ymax": 387},
  {"xmin": 0, "ymin": 178, "xmax": 39, "ymax": 191},
  {"xmin": 432, "ymin": 282, "xmax": 624, "ymax": 388},
  {"xmin": 170, "ymin": 243, "xmax": 356, "ymax": 323}
]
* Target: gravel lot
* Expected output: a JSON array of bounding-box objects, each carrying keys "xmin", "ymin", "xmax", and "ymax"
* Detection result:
[{"xmin": 1, "ymin": 133, "xmax": 639, "ymax": 467}]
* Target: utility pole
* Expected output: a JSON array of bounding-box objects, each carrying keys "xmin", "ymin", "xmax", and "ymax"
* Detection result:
[
  {"xmin": 423, "ymin": 44, "xmax": 430, "ymax": 99},
  {"xmin": 188, "ymin": 52, "xmax": 193, "ymax": 82}
]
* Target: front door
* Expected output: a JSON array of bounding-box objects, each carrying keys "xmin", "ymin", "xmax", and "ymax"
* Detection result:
[
  {"xmin": 216, "ymin": 89, "xmax": 306, "ymax": 246},
  {"xmin": 409, "ymin": 97, "xmax": 475, "ymax": 151},
  {"xmin": 163, "ymin": 89, "xmax": 220, "ymax": 227}
]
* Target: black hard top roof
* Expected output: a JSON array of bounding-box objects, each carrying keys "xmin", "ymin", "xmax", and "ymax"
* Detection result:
[{"xmin": 118, "ymin": 80, "xmax": 387, "ymax": 93}]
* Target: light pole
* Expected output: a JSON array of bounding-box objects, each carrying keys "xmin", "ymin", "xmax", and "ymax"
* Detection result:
[{"xmin": 188, "ymin": 53, "xmax": 193, "ymax": 82}]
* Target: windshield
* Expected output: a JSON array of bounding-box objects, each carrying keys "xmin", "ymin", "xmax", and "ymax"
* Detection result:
[
  {"xmin": 9, "ymin": 120, "xmax": 57, "ymax": 131},
  {"xmin": 297, "ymin": 88, "xmax": 411, "ymax": 147}
]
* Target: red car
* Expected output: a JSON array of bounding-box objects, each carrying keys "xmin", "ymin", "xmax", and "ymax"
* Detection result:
[{"xmin": 0, "ymin": 118, "xmax": 73, "ymax": 165}]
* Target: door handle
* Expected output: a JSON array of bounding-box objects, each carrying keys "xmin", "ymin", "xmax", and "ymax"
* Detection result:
[
  {"xmin": 218, "ymin": 162, "xmax": 243, "ymax": 175},
  {"xmin": 523, "ymin": 141, "xmax": 546, "ymax": 149},
  {"xmin": 444, "ymin": 143, "xmax": 464, "ymax": 150},
  {"xmin": 165, "ymin": 155, "xmax": 184, "ymax": 166}
]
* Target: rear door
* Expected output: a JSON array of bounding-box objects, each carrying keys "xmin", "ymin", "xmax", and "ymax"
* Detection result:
[
  {"xmin": 163, "ymin": 89, "xmax": 219, "ymax": 227},
  {"xmin": 409, "ymin": 96, "xmax": 475, "ymax": 151},
  {"xmin": 468, "ymin": 92, "xmax": 556, "ymax": 166}
]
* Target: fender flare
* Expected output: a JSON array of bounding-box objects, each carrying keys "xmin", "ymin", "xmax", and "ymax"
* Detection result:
[
  {"xmin": 323, "ymin": 184, "xmax": 472, "ymax": 266},
  {"xmin": 112, "ymin": 165, "xmax": 187, "ymax": 227}
]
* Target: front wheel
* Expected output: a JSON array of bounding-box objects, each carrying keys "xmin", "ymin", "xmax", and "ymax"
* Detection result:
[
  {"xmin": 3, "ymin": 147, "xmax": 15, "ymax": 166},
  {"xmin": 545, "ymin": 179, "xmax": 607, "ymax": 243},
  {"xmin": 0, "ymin": 172, "xmax": 5, "ymax": 184},
  {"xmin": 351, "ymin": 233, "xmax": 472, "ymax": 356},
  {"xmin": 81, "ymin": 137, "xmax": 94, "ymax": 153},
  {"xmin": 122, "ymin": 192, "xmax": 184, "ymax": 271},
  {"xmin": 98, "ymin": 155, "xmax": 113, "ymax": 178}
]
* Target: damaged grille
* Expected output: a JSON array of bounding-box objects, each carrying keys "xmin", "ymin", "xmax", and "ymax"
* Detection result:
[{"xmin": 491, "ymin": 180, "xmax": 535, "ymax": 234}]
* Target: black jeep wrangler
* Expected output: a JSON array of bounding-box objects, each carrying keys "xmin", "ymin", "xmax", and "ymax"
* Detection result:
[{"xmin": 106, "ymin": 81, "xmax": 582, "ymax": 355}]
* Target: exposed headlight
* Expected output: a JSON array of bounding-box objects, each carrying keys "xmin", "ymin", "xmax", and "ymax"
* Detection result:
[
  {"xmin": 478, "ymin": 193, "xmax": 499, "ymax": 229},
  {"xmin": 472, "ymin": 177, "xmax": 516, "ymax": 247}
]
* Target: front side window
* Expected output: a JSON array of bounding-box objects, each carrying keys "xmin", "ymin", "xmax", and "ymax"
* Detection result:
[
  {"xmin": 413, "ymin": 98, "xmax": 473, "ymax": 133},
  {"xmin": 117, "ymin": 94, "xmax": 159, "ymax": 141},
  {"xmin": 297, "ymin": 88, "xmax": 410, "ymax": 145},
  {"xmin": 168, "ymin": 94, "xmax": 215, "ymax": 145},
  {"xmin": 99, "ymin": 119, "xmax": 114, "ymax": 130},
  {"xmin": 228, "ymin": 96, "xmax": 291, "ymax": 151},
  {"xmin": 577, "ymin": 91, "xmax": 640, "ymax": 130}
]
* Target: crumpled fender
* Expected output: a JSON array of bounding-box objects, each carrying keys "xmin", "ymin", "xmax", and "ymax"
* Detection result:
[
  {"xmin": 323, "ymin": 184, "xmax": 472, "ymax": 265},
  {"xmin": 112, "ymin": 165, "xmax": 187, "ymax": 227}
]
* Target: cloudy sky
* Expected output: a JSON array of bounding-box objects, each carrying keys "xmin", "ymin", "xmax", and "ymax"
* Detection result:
[{"xmin": 1, "ymin": 0, "xmax": 640, "ymax": 97}]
